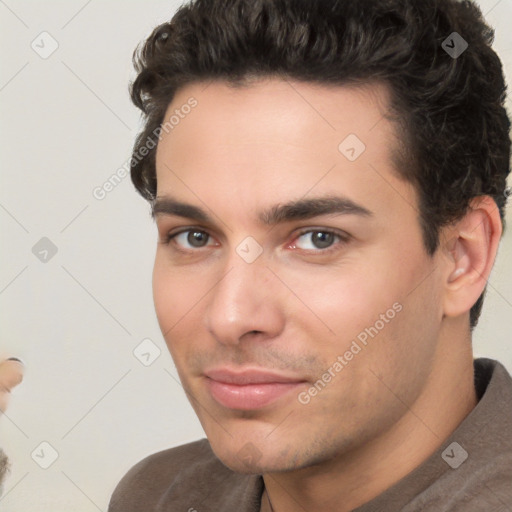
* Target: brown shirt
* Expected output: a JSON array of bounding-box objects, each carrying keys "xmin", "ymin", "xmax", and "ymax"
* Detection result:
[{"xmin": 109, "ymin": 358, "xmax": 512, "ymax": 511}]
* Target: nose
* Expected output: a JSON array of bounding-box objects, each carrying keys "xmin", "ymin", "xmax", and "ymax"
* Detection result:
[{"xmin": 203, "ymin": 254, "xmax": 285, "ymax": 346}]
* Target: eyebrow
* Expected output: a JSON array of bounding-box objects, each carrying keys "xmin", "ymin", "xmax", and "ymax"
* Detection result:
[{"xmin": 152, "ymin": 195, "xmax": 373, "ymax": 225}]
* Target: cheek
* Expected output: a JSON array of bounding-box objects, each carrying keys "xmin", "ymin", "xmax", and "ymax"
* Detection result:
[
  {"xmin": 280, "ymin": 261, "xmax": 403, "ymax": 345},
  {"xmin": 152, "ymin": 254, "xmax": 219, "ymax": 367},
  {"xmin": 153, "ymin": 260, "xmax": 178, "ymax": 331},
  {"xmin": 152, "ymin": 256, "xmax": 202, "ymax": 337},
  {"xmin": 152, "ymin": 267, "xmax": 192, "ymax": 374},
  {"xmin": 280, "ymin": 244, "xmax": 439, "ymax": 362}
]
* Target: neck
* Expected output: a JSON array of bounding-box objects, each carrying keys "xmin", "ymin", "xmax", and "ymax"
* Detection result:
[{"xmin": 261, "ymin": 322, "xmax": 478, "ymax": 512}]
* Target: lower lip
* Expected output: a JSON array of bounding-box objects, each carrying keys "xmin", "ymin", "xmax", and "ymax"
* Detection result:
[{"xmin": 206, "ymin": 378, "xmax": 305, "ymax": 410}]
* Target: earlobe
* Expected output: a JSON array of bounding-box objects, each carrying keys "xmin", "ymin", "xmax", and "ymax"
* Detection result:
[{"xmin": 442, "ymin": 196, "xmax": 502, "ymax": 318}]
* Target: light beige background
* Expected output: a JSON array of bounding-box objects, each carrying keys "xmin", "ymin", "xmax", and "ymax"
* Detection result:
[{"xmin": 0, "ymin": 0, "xmax": 511, "ymax": 510}]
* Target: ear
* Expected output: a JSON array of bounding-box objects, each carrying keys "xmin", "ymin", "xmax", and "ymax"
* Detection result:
[{"xmin": 440, "ymin": 196, "xmax": 502, "ymax": 319}]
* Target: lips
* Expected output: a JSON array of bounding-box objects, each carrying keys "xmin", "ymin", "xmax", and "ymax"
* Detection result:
[{"xmin": 204, "ymin": 367, "xmax": 307, "ymax": 410}]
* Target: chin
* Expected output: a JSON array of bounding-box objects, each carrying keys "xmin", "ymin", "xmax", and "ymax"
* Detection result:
[
  {"xmin": 211, "ymin": 438, "xmax": 305, "ymax": 475},
  {"xmin": 221, "ymin": 456, "xmax": 292, "ymax": 475}
]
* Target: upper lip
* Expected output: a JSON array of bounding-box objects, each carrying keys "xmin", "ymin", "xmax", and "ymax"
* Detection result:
[{"xmin": 204, "ymin": 367, "xmax": 306, "ymax": 385}]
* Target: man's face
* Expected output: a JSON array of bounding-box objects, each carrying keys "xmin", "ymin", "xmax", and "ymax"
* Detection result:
[{"xmin": 153, "ymin": 79, "xmax": 446, "ymax": 473}]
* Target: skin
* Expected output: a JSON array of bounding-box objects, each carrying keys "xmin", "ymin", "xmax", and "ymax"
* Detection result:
[
  {"xmin": 0, "ymin": 358, "xmax": 24, "ymax": 490},
  {"xmin": 152, "ymin": 79, "xmax": 501, "ymax": 512}
]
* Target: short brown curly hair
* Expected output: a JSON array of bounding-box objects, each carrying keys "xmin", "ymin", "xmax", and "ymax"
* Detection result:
[{"xmin": 129, "ymin": 0, "xmax": 511, "ymax": 328}]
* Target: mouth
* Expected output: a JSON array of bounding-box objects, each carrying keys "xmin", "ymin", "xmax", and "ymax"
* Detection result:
[{"xmin": 204, "ymin": 367, "xmax": 308, "ymax": 410}]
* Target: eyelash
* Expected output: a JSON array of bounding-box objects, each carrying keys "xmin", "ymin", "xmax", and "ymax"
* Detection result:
[
  {"xmin": 161, "ymin": 228, "xmax": 216, "ymax": 250},
  {"xmin": 161, "ymin": 227, "xmax": 351, "ymax": 254},
  {"xmin": 292, "ymin": 228, "xmax": 351, "ymax": 254}
]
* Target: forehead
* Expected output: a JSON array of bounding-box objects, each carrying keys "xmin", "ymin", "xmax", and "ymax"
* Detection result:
[
  {"xmin": 159, "ymin": 78, "xmax": 396, "ymax": 156},
  {"xmin": 154, "ymin": 79, "xmax": 416, "ymax": 224}
]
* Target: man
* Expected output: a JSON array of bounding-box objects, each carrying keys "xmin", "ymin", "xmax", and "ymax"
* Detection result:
[
  {"xmin": 0, "ymin": 357, "xmax": 24, "ymax": 495},
  {"xmin": 109, "ymin": 0, "xmax": 512, "ymax": 510}
]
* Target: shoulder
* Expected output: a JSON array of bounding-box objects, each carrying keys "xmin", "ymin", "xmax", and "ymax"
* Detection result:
[
  {"xmin": 108, "ymin": 438, "xmax": 262, "ymax": 512},
  {"xmin": 411, "ymin": 358, "xmax": 512, "ymax": 511},
  {"xmin": 108, "ymin": 439, "xmax": 221, "ymax": 511}
]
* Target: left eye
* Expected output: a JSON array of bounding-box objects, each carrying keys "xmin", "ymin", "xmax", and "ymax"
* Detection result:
[
  {"xmin": 293, "ymin": 230, "xmax": 341, "ymax": 250},
  {"xmin": 172, "ymin": 230, "xmax": 215, "ymax": 249}
]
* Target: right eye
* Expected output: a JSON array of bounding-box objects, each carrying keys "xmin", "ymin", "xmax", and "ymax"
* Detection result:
[{"xmin": 164, "ymin": 229, "xmax": 217, "ymax": 250}]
